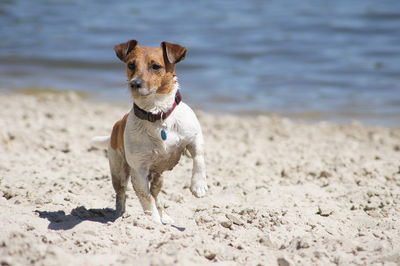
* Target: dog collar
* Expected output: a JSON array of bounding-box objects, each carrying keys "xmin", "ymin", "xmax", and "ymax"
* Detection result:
[{"xmin": 133, "ymin": 90, "xmax": 182, "ymax": 122}]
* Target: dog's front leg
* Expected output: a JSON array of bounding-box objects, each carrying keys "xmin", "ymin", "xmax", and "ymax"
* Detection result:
[
  {"xmin": 150, "ymin": 173, "xmax": 174, "ymax": 224},
  {"xmin": 130, "ymin": 167, "xmax": 161, "ymax": 223},
  {"xmin": 187, "ymin": 133, "xmax": 208, "ymax": 198}
]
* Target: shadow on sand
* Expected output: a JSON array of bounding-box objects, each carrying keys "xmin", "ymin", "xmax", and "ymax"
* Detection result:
[
  {"xmin": 36, "ymin": 206, "xmax": 186, "ymax": 231},
  {"xmin": 35, "ymin": 206, "xmax": 117, "ymax": 230}
]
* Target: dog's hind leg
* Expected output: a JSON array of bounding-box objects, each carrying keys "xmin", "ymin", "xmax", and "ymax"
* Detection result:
[
  {"xmin": 109, "ymin": 148, "xmax": 130, "ymax": 217},
  {"xmin": 150, "ymin": 173, "xmax": 174, "ymax": 224}
]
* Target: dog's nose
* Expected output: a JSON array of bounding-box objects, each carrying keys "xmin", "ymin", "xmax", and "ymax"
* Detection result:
[{"xmin": 130, "ymin": 79, "xmax": 143, "ymax": 89}]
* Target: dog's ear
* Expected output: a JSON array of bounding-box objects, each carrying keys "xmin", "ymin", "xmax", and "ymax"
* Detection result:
[
  {"xmin": 113, "ymin": 40, "xmax": 138, "ymax": 62},
  {"xmin": 161, "ymin": 41, "xmax": 187, "ymax": 64}
]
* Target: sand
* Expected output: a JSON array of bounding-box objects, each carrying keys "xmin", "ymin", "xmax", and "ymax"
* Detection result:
[{"xmin": 0, "ymin": 91, "xmax": 400, "ymax": 265}]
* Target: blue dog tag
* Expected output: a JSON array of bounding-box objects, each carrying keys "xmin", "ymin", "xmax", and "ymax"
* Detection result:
[{"xmin": 161, "ymin": 128, "xmax": 167, "ymax": 140}]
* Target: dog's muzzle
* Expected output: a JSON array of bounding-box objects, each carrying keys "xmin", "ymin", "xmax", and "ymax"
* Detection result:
[
  {"xmin": 130, "ymin": 78, "xmax": 143, "ymax": 89},
  {"xmin": 130, "ymin": 78, "xmax": 150, "ymax": 96}
]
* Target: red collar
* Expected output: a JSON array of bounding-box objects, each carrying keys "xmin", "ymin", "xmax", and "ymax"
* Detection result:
[{"xmin": 133, "ymin": 90, "xmax": 182, "ymax": 122}]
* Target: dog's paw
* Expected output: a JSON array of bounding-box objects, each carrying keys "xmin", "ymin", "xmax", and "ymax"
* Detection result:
[
  {"xmin": 161, "ymin": 213, "xmax": 174, "ymax": 224},
  {"xmin": 190, "ymin": 179, "xmax": 208, "ymax": 198},
  {"xmin": 145, "ymin": 210, "xmax": 163, "ymax": 224},
  {"xmin": 152, "ymin": 215, "xmax": 163, "ymax": 224},
  {"xmin": 115, "ymin": 208, "xmax": 125, "ymax": 218}
]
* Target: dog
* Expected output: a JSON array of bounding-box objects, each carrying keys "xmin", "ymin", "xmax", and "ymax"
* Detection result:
[{"xmin": 92, "ymin": 40, "xmax": 208, "ymax": 224}]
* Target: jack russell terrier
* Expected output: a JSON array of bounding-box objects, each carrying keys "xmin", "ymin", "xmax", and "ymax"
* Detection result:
[{"xmin": 93, "ymin": 40, "xmax": 208, "ymax": 224}]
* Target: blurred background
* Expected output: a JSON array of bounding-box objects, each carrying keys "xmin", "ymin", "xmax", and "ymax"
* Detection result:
[{"xmin": 1, "ymin": 0, "xmax": 399, "ymax": 127}]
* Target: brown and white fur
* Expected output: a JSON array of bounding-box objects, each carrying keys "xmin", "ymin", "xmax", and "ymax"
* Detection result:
[{"xmin": 92, "ymin": 40, "xmax": 207, "ymax": 224}]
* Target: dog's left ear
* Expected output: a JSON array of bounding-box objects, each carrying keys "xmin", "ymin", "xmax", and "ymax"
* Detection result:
[
  {"xmin": 114, "ymin": 40, "xmax": 138, "ymax": 62},
  {"xmin": 161, "ymin": 42, "xmax": 187, "ymax": 64}
]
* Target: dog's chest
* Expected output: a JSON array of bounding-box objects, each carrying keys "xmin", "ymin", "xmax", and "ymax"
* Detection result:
[
  {"xmin": 149, "ymin": 129, "xmax": 185, "ymax": 172},
  {"xmin": 125, "ymin": 120, "xmax": 187, "ymax": 173}
]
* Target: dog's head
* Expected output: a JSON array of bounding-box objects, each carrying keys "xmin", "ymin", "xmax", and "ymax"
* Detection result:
[{"xmin": 113, "ymin": 40, "xmax": 187, "ymax": 98}]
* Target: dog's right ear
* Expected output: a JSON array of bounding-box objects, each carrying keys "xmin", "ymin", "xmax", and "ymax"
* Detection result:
[{"xmin": 113, "ymin": 40, "xmax": 138, "ymax": 62}]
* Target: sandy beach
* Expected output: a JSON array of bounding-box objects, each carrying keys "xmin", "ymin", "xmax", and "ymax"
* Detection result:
[{"xmin": 1, "ymin": 91, "xmax": 399, "ymax": 265}]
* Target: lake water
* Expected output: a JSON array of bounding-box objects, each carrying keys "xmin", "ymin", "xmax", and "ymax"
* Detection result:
[{"xmin": 1, "ymin": 0, "xmax": 400, "ymax": 127}]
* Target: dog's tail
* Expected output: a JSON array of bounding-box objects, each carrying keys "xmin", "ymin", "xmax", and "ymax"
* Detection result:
[{"xmin": 91, "ymin": 135, "xmax": 110, "ymax": 148}]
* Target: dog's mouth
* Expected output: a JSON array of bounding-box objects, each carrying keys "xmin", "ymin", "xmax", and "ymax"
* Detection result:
[
  {"xmin": 130, "ymin": 87, "xmax": 153, "ymax": 97},
  {"xmin": 136, "ymin": 88, "xmax": 151, "ymax": 96}
]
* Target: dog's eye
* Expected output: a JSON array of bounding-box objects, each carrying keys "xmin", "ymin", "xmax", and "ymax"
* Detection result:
[
  {"xmin": 151, "ymin": 64, "xmax": 162, "ymax": 71},
  {"xmin": 127, "ymin": 62, "xmax": 136, "ymax": 71}
]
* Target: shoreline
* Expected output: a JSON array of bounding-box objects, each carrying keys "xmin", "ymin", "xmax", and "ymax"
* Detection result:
[
  {"xmin": 5, "ymin": 87, "xmax": 399, "ymax": 128},
  {"xmin": 1, "ymin": 91, "xmax": 400, "ymax": 265}
]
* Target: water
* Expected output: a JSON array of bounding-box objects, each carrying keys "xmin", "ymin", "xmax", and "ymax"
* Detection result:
[{"xmin": 1, "ymin": 0, "xmax": 400, "ymax": 127}]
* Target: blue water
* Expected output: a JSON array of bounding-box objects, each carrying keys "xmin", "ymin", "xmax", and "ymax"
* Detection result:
[{"xmin": 1, "ymin": 0, "xmax": 400, "ymax": 126}]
